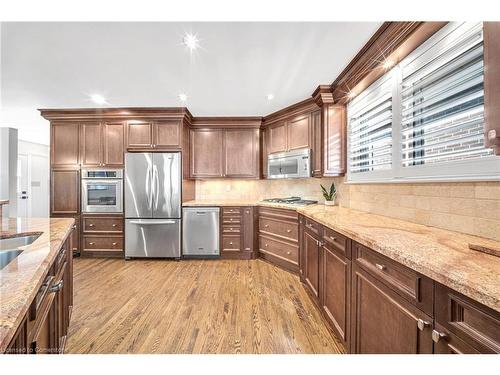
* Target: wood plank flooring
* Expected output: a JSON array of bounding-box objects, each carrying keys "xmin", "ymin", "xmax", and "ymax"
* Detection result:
[{"xmin": 65, "ymin": 258, "xmax": 344, "ymax": 354}]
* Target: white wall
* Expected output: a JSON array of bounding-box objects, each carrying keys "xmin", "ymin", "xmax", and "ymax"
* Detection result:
[{"xmin": 0, "ymin": 127, "xmax": 18, "ymax": 218}]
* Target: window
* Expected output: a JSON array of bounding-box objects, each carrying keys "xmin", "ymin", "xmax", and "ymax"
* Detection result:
[{"xmin": 347, "ymin": 22, "xmax": 500, "ymax": 183}]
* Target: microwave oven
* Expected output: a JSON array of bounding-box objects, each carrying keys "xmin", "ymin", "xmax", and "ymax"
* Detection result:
[{"xmin": 267, "ymin": 148, "xmax": 311, "ymax": 179}]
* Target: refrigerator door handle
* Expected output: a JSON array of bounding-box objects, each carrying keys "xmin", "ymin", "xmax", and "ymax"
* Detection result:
[
  {"xmin": 129, "ymin": 220, "xmax": 177, "ymax": 225},
  {"xmin": 145, "ymin": 163, "xmax": 152, "ymax": 209},
  {"xmin": 153, "ymin": 165, "xmax": 159, "ymax": 209}
]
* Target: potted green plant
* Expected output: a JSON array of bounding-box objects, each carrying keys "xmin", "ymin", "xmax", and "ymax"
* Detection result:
[{"xmin": 320, "ymin": 182, "xmax": 337, "ymax": 206}]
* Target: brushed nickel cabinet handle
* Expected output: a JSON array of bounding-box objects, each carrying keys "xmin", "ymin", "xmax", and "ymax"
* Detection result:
[
  {"xmin": 417, "ymin": 319, "xmax": 431, "ymax": 331},
  {"xmin": 286, "ymin": 251, "xmax": 291, "ymax": 255},
  {"xmin": 329, "ymin": 236, "xmax": 336, "ymax": 241},
  {"xmin": 286, "ymin": 229, "xmax": 292, "ymax": 233},
  {"xmin": 112, "ymin": 224, "xmax": 117, "ymax": 227},
  {"xmin": 112, "ymin": 242, "xmax": 117, "ymax": 246},
  {"xmin": 265, "ymin": 243, "xmax": 268, "ymax": 247},
  {"xmin": 375, "ymin": 263, "xmax": 386, "ymax": 271},
  {"xmin": 432, "ymin": 330, "xmax": 447, "ymax": 343},
  {"xmin": 264, "ymin": 224, "xmax": 269, "ymax": 228},
  {"xmin": 229, "ymin": 242, "xmax": 233, "ymax": 245},
  {"xmin": 89, "ymin": 242, "xmax": 95, "ymax": 245},
  {"xmin": 89, "ymin": 224, "xmax": 94, "ymax": 227},
  {"xmin": 49, "ymin": 280, "xmax": 63, "ymax": 293}
]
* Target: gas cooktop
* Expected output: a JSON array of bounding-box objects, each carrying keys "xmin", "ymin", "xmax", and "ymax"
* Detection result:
[{"xmin": 262, "ymin": 197, "xmax": 318, "ymax": 206}]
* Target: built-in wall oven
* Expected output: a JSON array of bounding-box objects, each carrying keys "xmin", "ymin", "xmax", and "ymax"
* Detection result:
[{"xmin": 81, "ymin": 169, "xmax": 123, "ymax": 213}]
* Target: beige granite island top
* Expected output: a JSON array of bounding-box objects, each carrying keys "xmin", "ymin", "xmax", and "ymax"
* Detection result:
[
  {"xmin": 297, "ymin": 205, "xmax": 500, "ymax": 312},
  {"xmin": 0, "ymin": 217, "xmax": 74, "ymax": 352}
]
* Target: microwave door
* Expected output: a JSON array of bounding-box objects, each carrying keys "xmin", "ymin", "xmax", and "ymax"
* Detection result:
[
  {"xmin": 280, "ymin": 158, "xmax": 299, "ymax": 178},
  {"xmin": 268, "ymin": 158, "xmax": 283, "ymax": 178}
]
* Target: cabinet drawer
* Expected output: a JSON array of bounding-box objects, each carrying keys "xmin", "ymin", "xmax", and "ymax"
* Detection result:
[
  {"xmin": 323, "ymin": 227, "xmax": 350, "ymax": 258},
  {"xmin": 259, "ymin": 206, "xmax": 298, "ymax": 221},
  {"xmin": 435, "ymin": 284, "xmax": 500, "ymax": 353},
  {"xmin": 83, "ymin": 216, "xmax": 123, "ymax": 233},
  {"xmin": 83, "ymin": 236, "xmax": 124, "ymax": 252},
  {"xmin": 353, "ymin": 242, "xmax": 433, "ymax": 315},
  {"xmin": 259, "ymin": 234, "xmax": 298, "ymax": 264},
  {"xmin": 222, "ymin": 225, "xmax": 241, "ymax": 234},
  {"xmin": 222, "ymin": 207, "xmax": 242, "ymax": 215},
  {"xmin": 259, "ymin": 217, "xmax": 298, "ymax": 242},
  {"xmin": 222, "ymin": 235, "xmax": 241, "ymax": 252},
  {"xmin": 304, "ymin": 217, "xmax": 321, "ymax": 237},
  {"xmin": 55, "ymin": 247, "xmax": 67, "ymax": 274},
  {"xmin": 222, "ymin": 216, "xmax": 241, "ymax": 224}
]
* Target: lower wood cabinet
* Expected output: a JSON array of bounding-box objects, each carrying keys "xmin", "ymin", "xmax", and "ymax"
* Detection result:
[
  {"xmin": 7, "ymin": 227, "xmax": 74, "ymax": 354},
  {"xmin": 50, "ymin": 169, "xmax": 79, "ymax": 215},
  {"xmin": 258, "ymin": 207, "xmax": 299, "ymax": 273},
  {"xmin": 81, "ymin": 214, "xmax": 124, "ymax": 257},
  {"xmin": 220, "ymin": 207, "xmax": 255, "ymax": 259},
  {"xmin": 303, "ymin": 227, "xmax": 320, "ymax": 302}
]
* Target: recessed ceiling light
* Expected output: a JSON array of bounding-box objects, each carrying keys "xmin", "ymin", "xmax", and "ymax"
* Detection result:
[
  {"xmin": 183, "ymin": 33, "xmax": 199, "ymax": 52},
  {"xmin": 266, "ymin": 94, "xmax": 275, "ymax": 101},
  {"xmin": 90, "ymin": 94, "xmax": 107, "ymax": 105},
  {"xmin": 178, "ymin": 93, "xmax": 188, "ymax": 102}
]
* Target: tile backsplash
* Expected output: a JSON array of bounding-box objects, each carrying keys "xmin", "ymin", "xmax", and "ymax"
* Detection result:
[{"xmin": 195, "ymin": 179, "xmax": 500, "ymax": 241}]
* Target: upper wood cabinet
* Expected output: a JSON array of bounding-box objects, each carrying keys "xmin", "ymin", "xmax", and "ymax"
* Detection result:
[
  {"xmin": 323, "ymin": 104, "xmax": 346, "ymax": 176},
  {"xmin": 81, "ymin": 122, "xmax": 124, "ymax": 167},
  {"xmin": 190, "ymin": 129, "xmax": 224, "ymax": 178},
  {"xmin": 267, "ymin": 122, "xmax": 287, "ymax": 154},
  {"xmin": 190, "ymin": 128, "xmax": 260, "ymax": 179},
  {"xmin": 311, "ymin": 110, "xmax": 322, "ymax": 177},
  {"xmin": 51, "ymin": 123, "xmax": 80, "ymax": 168},
  {"xmin": 224, "ymin": 129, "xmax": 259, "ymax": 178},
  {"xmin": 287, "ymin": 113, "xmax": 311, "ymax": 151},
  {"xmin": 126, "ymin": 120, "xmax": 182, "ymax": 150}
]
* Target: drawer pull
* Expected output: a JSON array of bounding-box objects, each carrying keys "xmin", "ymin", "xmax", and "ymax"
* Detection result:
[
  {"xmin": 432, "ymin": 330, "xmax": 447, "ymax": 343},
  {"xmin": 112, "ymin": 224, "xmax": 117, "ymax": 227},
  {"xmin": 265, "ymin": 243, "xmax": 268, "ymax": 247},
  {"xmin": 417, "ymin": 319, "xmax": 430, "ymax": 331},
  {"xmin": 49, "ymin": 280, "xmax": 63, "ymax": 293},
  {"xmin": 229, "ymin": 228, "xmax": 233, "ymax": 231},
  {"xmin": 286, "ymin": 229, "xmax": 292, "ymax": 233},
  {"xmin": 89, "ymin": 242, "xmax": 95, "ymax": 245},
  {"xmin": 264, "ymin": 224, "xmax": 269, "ymax": 228},
  {"xmin": 286, "ymin": 251, "xmax": 291, "ymax": 255},
  {"xmin": 375, "ymin": 263, "xmax": 386, "ymax": 271},
  {"xmin": 329, "ymin": 236, "xmax": 336, "ymax": 241},
  {"xmin": 229, "ymin": 242, "xmax": 233, "ymax": 245},
  {"xmin": 89, "ymin": 224, "xmax": 94, "ymax": 227},
  {"xmin": 112, "ymin": 242, "xmax": 117, "ymax": 246}
]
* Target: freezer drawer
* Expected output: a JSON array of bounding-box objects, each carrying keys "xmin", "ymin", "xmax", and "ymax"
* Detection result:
[
  {"xmin": 183, "ymin": 207, "xmax": 220, "ymax": 256},
  {"xmin": 125, "ymin": 219, "xmax": 181, "ymax": 258}
]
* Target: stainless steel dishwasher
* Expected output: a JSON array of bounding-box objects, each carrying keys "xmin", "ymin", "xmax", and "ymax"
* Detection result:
[{"xmin": 182, "ymin": 207, "xmax": 220, "ymax": 257}]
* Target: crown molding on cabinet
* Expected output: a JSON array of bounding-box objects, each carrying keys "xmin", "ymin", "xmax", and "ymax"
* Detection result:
[
  {"xmin": 191, "ymin": 117, "xmax": 262, "ymax": 129},
  {"xmin": 262, "ymin": 98, "xmax": 319, "ymax": 128}
]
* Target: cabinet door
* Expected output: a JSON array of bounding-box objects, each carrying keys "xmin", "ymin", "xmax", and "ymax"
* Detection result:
[
  {"xmin": 190, "ymin": 130, "xmax": 223, "ymax": 178},
  {"xmin": 126, "ymin": 121, "xmax": 153, "ymax": 149},
  {"xmin": 324, "ymin": 104, "xmax": 346, "ymax": 176},
  {"xmin": 287, "ymin": 113, "xmax": 311, "ymax": 151},
  {"xmin": 103, "ymin": 122, "xmax": 124, "ymax": 167},
  {"xmin": 154, "ymin": 120, "xmax": 181, "ymax": 149},
  {"xmin": 242, "ymin": 207, "xmax": 255, "ymax": 256},
  {"xmin": 31, "ymin": 290, "xmax": 57, "ymax": 354},
  {"xmin": 224, "ymin": 129, "xmax": 259, "ymax": 178},
  {"xmin": 303, "ymin": 229, "xmax": 320, "ymax": 302},
  {"xmin": 51, "ymin": 170, "xmax": 79, "ymax": 215},
  {"xmin": 311, "ymin": 110, "xmax": 323, "ymax": 177},
  {"xmin": 54, "ymin": 265, "xmax": 67, "ymax": 353},
  {"xmin": 51, "ymin": 123, "xmax": 79, "ymax": 167},
  {"xmin": 298, "ymin": 216, "xmax": 306, "ymax": 282},
  {"xmin": 433, "ymin": 323, "xmax": 481, "ymax": 354},
  {"xmin": 267, "ymin": 122, "xmax": 287, "ymax": 154},
  {"xmin": 321, "ymin": 243, "xmax": 351, "ymax": 350},
  {"xmin": 80, "ymin": 123, "xmax": 102, "ymax": 167},
  {"xmin": 351, "ymin": 264, "xmax": 433, "ymax": 354},
  {"xmin": 261, "ymin": 128, "xmax": 268, "ymax": 178}
]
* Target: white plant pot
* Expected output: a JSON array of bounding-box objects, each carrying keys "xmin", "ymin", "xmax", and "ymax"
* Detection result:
[{"xmin": 324, "ymin": 199, "xmax": 336, "ymax": 206}]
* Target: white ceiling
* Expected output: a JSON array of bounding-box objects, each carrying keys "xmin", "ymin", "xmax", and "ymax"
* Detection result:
[{"xmin": 0, "ymin": 22, "xmax": 381, "ymax": 144}]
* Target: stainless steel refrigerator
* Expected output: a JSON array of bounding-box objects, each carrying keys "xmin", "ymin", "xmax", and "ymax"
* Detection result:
[{"xmin": 124, "ymin": 152, "xmax": 181, "ymax": 258}]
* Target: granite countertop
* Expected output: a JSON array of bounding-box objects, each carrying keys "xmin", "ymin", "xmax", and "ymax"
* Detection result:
[
  {"xmin": 0, "ymin": 200, "xmax": 9, "ymax": 205},
  {"xmin": 182, "ymin": 199, "xmax": 301, "ymax": 210},
  {"xmin": 296, "ymin": 205, "xmax": 500, "ymax": 312},
  {"xmin": 0, "ymin": 217, "xmax": 74, "ymax": 352}
]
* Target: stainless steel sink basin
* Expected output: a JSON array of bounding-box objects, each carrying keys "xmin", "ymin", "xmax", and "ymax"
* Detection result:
[{"xmin": 0, "ymin": 234, "xmax": 40, "ymax": 270}]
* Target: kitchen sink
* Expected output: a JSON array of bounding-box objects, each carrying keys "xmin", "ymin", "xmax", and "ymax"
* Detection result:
[{"xmin": 0, "ymin": 234, "xmax": 40, "ymax": 270}]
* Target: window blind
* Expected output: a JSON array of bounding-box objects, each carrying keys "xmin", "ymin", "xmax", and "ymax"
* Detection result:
[
  {"xmin": 400, "ymin": 22, "xmax": 492, "ymax": 168},
  {"xmin": 348, "ymin": 73, "xmax": 394, "ymax": 174}
]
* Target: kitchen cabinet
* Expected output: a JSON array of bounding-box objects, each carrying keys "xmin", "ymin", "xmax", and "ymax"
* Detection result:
[
  {"xmin": 220, "ymin": 207, "xmax": 254, "ymax": 259},
  {"xmin": 350, "ymin": 263, "xmax": 434, "ymax": 353},
  {"xmin": 287, "ymin": 113, "xmax": 311, "ymax": 151},
  {"xmin": 7, "ymin": 231, "xmax": 74, "ymax": 354},
  {"xmin": 81, "ymin": 122, "xmax": 125, "ymax": 167},
  {"xmin": 190, "ymin": 128, "xmax": 260, "ymax": 179},
  {"xmin": 323, "ymin": 104, "xmax": 346, "ymax": 176},
  {"xmin": 50, "ymin": 169, "xmax": 79, "ymax": 215},
  {"xmin": 302, "ymin": 218, "xmax": 321, "ymax": 303},
  {"xmin": 311, "ymin": 109, "xmax": 322, "ymax": 177},
  {"xmin": 224, "ymin": 129, "xmax": 259, "ymax": 177},
  {"xmin": 320, "ymin": 233, "xmax": 351, "ymax": 351},
  {"xmin": 190, "ymin": 129, "xmax": 224, "ymax": 178},
  {"xmin": 432, "ymin": 323, "xmax": 480, "ymax": 354},
  {"xmin": 82, "ymin": 214, "xmax": 124, "ymax": 257},
  {"xmin": 267, "ymin": 122, "xmax": 287, "ymax": 154},
  {"xmin": 126, "ymin": 120, "xmax": 182, "ymax": 150},
  {"xmin": 51, "ymin": 122, "xmax": 80, "ymax": 168},
  {"xmin": 258, "ymin": 207, "xmax": 299, "ymax": 273}
]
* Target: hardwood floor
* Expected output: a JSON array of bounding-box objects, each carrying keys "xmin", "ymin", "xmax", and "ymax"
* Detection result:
[{"xmin": 65, "ymin": 258, "xmax": 344, "ymax": 354}]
